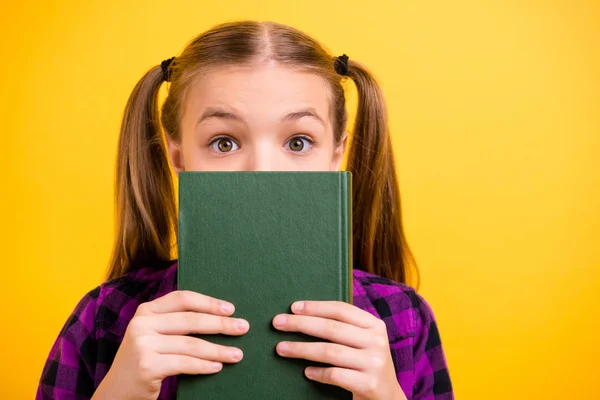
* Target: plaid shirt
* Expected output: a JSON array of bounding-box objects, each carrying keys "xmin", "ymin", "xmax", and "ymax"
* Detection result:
[{"xmin": 37, "ymin": 262, "xmax": 453, "ymax": 399}]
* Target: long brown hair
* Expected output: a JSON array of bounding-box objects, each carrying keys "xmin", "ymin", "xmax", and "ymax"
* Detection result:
[{"xmin": 107, "ymin": 21, "xmax": 419, "ymax": 287}]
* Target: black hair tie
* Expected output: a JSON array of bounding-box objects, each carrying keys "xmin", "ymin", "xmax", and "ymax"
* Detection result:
[
  {"xmin": 334, "ymin": 54, "xmax": 350, "ymax": 76},
  {"xmin": 161, "ymin": 57, "xmax": 176, "ymax": 82}
]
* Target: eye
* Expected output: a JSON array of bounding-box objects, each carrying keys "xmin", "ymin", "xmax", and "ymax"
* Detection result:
[
  {"xmin": 209, "ymin": 137, "xmax": 239, "ymax": 153},
  {"xmin": 286, "ymin": 136, "xmax": 314, "ymax": 153}
]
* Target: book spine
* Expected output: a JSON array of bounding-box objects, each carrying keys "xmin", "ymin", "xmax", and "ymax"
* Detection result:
[
  {"xmin": 340, "ymin": 172, "xmax": 353, "ymax": 304},
  {"xmin": 177, "ymin": 172, "xmax": 188, "ymax": 291}
]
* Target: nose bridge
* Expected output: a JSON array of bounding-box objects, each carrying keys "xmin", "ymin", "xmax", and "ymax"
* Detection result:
[{"xmin": 245, "ymin": 139, "xmax": 275, "ymax": 171}]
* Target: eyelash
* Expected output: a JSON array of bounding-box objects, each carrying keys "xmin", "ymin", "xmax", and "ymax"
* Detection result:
[
  {"xmin": 208, "ymin": 135, "xmax": 239, "ymax": 156},
  {"xmin": 286, "ymin": 135, "xmax": 315, "ymax": 154},
  {"xmin": 207, "ymin": 134, "xmax": 317, "ymax": 155}
]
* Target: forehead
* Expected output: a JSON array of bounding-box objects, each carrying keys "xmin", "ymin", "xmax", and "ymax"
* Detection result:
[{"xmin": 183, "ymin": 63, "xmax": 331, "ymax": 122}]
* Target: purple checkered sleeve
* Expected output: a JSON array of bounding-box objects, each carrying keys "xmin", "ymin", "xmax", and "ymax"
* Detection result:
[
  {"xmin": 353, "ymin": 270, "xmax": 453, "ymax": 399},
  {"xmin": 37, "ymin": 264, "xmax": 453, "ymax": 399},
  {"xmin": 36, "ymin": 287, "xmax": 100, "ymax": 399}
]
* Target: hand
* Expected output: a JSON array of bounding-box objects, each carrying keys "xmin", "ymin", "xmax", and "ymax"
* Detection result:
[
  {"xmin": 273, "ymin": 301, "xmax": 407, "ymax": 400},
  {"xmin": 92, "ymin": 290, "xmax": 250, "ymax": 400}
]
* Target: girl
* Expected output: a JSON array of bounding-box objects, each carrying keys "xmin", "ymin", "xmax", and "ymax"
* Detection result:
[{"xmin": 37, "ymin": 21, "xmax": 453, "ymax": 400}]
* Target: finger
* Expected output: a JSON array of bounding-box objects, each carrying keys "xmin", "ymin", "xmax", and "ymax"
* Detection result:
[
  {"xmin": 305, "ymin": 367, "xmax": 376, "ymax": 396},
  {"xmin": 154, "ymin": 335, "xmax": 244, "ymax": 364},
  {"xmin": 149, "ymin": 312, "xmax": 249, "ymax": 336},
  {"xmin": 291, "ymin": 301, "xmax": 378, "ymax": 328},
  {"xmin": 272, "ymin": 314, "xmax": 369, "ymax": 348},
  {"xmin": 157, "ymin": 354, "xmax": 224, "ymax": 378},
  {"xmin": 276, "ymin": 341, "xmax": 366, "ymax": 370},
  {"xmin": 137, "ymin": 290, "xmax": 235, "ymax": 316}
]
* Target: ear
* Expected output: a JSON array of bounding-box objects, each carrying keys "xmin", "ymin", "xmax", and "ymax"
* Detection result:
[
  {"xmin": 331, "ymin": 133, "xmax": 348, "ymax": 171},
  {"xmin": 166, "ymin": 137, "xmax": 184, "ymax": 173}
]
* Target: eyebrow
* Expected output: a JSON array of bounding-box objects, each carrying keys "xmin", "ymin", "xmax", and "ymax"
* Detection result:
[
  {"xmin": 197, "ymin": 107, "xmax": 243, "ymax": 125},
  {"xmin": 281, "ymin": 108, "xmax": 325, "ymax": 127},
  {"xmin": 197, "ymin": 107, "xmax": 325, "ymax": 127}
]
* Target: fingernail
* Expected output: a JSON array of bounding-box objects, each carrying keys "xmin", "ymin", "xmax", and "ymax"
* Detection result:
[
  {"xmin": 292, "ymin": 302, "xmax": 304, "ymax": 312},
  {"xmin": 220, "ymin": 302, "xmax": 234, "ymax": 314},
  {"xmin": 236, "ymin": 319, "xmax": 248, "ymax": 331},
  {"xmin": 277, "ymin": 342, "xmax": 289, "ymax": 355},
  {"xmin": 305, "ymin": 367, "xmax": 316, "ymax": 379},
  {"xmin": 211, "ymin": 362, "xmax": 223, "ymax": 371},
  {"xmin": 229, "ymin": 349, "xmax": 243, "ymax": 361},
  {"xmin": 273, "ymin": 315, "xmax": 286, "ymax": 327}
]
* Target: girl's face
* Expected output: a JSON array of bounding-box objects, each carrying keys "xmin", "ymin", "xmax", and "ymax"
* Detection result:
[{"xmin": 167, "ymin": 64, "xmax": 346, "ymax": 172}]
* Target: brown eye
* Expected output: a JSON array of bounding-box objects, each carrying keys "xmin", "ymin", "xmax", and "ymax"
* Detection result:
[
  {"xmin": 287, "ymin": 136, "xmax": 314, "ymax": 153},
  {"xmin": 210, "ymin": 137, "xmax": 239, "ymax": 153},
  {"xmin": 289, "ymin": 138, "xmax": 305, "ymax": 152},
  {"xmin": 218, "ymin": 138, "xmax": 233, "ymax": 152}
]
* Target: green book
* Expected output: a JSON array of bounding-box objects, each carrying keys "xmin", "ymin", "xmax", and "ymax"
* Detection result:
[{"xmin": 177, "ymin": 171, "xmax": 353, "ymax": 400}]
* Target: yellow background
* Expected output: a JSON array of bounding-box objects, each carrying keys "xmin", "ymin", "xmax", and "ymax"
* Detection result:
[{"xmin": 2, "ymin": 0, "xmax": 599, "ymax": 398}]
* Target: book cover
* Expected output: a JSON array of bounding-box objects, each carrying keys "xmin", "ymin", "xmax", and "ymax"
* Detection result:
[{"xmin": 177, "ymin": 171, "xmax": 352, "ymax": 399}]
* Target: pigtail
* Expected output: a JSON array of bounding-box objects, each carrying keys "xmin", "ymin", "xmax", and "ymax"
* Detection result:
[
  {"xmin": 106, "ymin": 66, "xmax": 177, "ymax": 280},
  {"xmin": 346, "ymin": 61, "xmax": 419, "ymax": 287}
]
